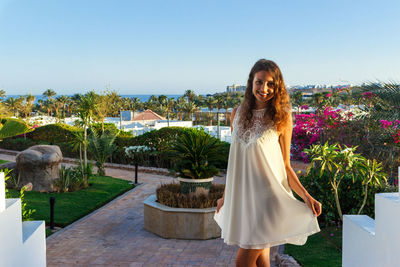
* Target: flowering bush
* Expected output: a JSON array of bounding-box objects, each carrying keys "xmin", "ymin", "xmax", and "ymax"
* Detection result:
[
  {"xmin": 291, "ymin": 107, "xmax": 354, "ymax": 162},
  {"xmin": 125, "ymin": 145, "xmax": 154, "ymax": 166}
]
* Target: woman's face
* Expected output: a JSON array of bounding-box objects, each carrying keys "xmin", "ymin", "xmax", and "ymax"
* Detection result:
[{"xmin": 252, "ymin": 71, "xmax": 275, "ymax": 106}]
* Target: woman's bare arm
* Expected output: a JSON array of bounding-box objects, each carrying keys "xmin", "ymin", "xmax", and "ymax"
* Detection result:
[{"xmin": 278, "ymin": 113, "xmax": 322, "ymax": 216}]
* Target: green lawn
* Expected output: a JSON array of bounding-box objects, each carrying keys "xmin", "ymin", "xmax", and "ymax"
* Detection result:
[
  {"xmin": 0, "ymin": 159, "xmax": 8, "ymax": 164},
  {"xmin": 7, "ymin": 175, "xmax": 134, "ymax": 227},
  {"xmin": 285, "ymin": 226, "xmax": 342, "ymax": 267}
]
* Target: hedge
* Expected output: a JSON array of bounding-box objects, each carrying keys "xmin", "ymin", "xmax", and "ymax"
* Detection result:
[
  {"xmin": 26, "ymin": 123, "xmax": 82, "ymax": 144},
  {"xmin": 0, "ymin": 124, "xmax": 230, "ymax": 169}
]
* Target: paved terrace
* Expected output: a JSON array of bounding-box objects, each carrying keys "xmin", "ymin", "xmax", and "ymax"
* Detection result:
[{"xmin": 0, "ymin": 149, "xmax": 303, "ymax": 267}]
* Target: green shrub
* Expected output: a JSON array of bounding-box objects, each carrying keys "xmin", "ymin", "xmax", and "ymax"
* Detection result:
[
  {"xmin": 89, "ymin": 123, "xmax": 119, "ymax": 135},
  {"xmin": 26, "ymin": 123, "xmax": 82, "ymax": 143},
  {"xmin": 0, "ymin": 137, "xmax": 46, "ymax": 151},
  {"xmin": 303, "ymin": 142, "xmax": 390, "ymax": 225},
  {"xmin": 53, "ymin": 165, "xmax": 87, "ymax": 192}
]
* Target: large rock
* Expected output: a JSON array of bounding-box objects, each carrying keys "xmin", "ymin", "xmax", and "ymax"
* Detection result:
[{"xmin": 16, "ymin": 145, "xmax": 63, "ymax": 192}]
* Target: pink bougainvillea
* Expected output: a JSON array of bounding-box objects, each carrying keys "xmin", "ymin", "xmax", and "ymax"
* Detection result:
[
  {"xmin": 300, "ymin": 105, "xmax": 309, "ymax": 110},
  {"xmin": 291, "ymin": 107, "xmax": 353, "ymax": 162}
]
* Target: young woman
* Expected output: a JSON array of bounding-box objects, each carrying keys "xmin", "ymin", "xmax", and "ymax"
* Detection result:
[{"xmin": 214, "ymin": 59, "xmax": 322, "ymax": 267}]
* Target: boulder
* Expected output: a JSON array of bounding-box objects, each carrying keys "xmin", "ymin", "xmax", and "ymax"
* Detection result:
[{"xmin": 16, "ymin": 145, "xmax": 63, "ymax": 192}]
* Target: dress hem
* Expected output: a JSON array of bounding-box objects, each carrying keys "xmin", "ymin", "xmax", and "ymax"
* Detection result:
[{"xmin": 220, "ymin": 229, "xmax": 321, "ymax": 249}]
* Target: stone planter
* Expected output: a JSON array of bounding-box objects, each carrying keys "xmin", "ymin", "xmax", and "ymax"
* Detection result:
[
  {"xmin": 177, "ymin": 177, "xmax": 214, "ymax": 194},
  {"xmin": 143, "ymin": 194, "xmax": 221, "ymax": 240}
]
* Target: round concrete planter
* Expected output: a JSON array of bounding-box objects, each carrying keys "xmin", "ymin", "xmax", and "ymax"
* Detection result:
[
  {"xmin": 143, "ymin": 194, "xmax": 221, "ymax": 240},
  {"xmin": 177, "ymin": 177, "xmax": 214, "ymax": 194}
]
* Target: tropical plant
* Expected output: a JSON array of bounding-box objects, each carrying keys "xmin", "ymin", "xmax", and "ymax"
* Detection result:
[
  {"xmin": 2, "ymin": 168, "xmax": 36, "ymax": 221},
  {"xmin": 170, "ymin": 130, "xmax": 222, "ymax": 179},
  {"xmin": 305, "ymin": 142, "xmax": 387, "ymax": 221},
  {"xmin": 88, "ymin": 130, "xmax": 117, "ymax": 176},
  {"xmin": 76, "ymin": 92, "xmax": 97, "ymax": 178},
  {"xmin": 357, "ymin": 159, "xmax": 387, "ymax": 214}
]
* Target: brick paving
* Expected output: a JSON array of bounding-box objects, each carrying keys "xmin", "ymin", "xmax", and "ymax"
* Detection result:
[{"xmin": 0, "ymin": 149, "xmax": 303, "ymax": 266}]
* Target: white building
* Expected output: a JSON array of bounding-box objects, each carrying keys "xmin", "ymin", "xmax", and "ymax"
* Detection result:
[{"xmin": 226, "ymin": 84, "xmax": 246, "ymax": 93}]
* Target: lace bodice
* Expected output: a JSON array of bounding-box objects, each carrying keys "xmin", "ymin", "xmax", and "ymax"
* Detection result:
[{"xmin": 232, "ymin": 106, "xmax": 277, "ymax": 145}]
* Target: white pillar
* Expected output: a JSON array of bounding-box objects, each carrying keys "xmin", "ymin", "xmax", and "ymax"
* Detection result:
[{"xmin": 0, "ymin": 172, "xmax": 5, "ymax": 212}]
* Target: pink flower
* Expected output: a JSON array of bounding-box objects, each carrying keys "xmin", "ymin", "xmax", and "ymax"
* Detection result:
[
  {"xmin": 326, "ymin": 93, "xmax": 332, "ymax": 97},
  {"xmin": 362, "ymin": 92, "xmax": 373, "ymax": 98},
  {"xmin": 301, "ymin": 105, "xmax": 309, "ymax": 110}
]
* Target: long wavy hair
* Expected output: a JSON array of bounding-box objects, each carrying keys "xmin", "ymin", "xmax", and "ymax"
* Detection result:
[{"xmin": 238, "ymin": 59, "xmax": 291, "ymax": 132}]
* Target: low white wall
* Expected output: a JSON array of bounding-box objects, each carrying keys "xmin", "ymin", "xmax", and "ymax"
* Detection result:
[
  {"xmin": 0, "ymin": 173, "xmax": 46, "ymax": 267},
  {"xmin": 343, "ymin": 190, "xmax": 400, "ymax": 267}
]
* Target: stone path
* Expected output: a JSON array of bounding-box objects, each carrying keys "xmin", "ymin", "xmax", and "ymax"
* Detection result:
[{"xmin": 0, "ymin": 149, "xmax": 302, "ymax": 267}]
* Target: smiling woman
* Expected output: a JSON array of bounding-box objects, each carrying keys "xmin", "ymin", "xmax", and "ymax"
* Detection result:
[{"xmin": 213, "ymin": 59, "xmax": 321, "ymax": 267}]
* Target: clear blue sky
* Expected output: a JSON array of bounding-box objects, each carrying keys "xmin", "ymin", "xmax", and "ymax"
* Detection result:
[{"xmin": 0, "ymin": 0, "xmax": 399, "ymax": 95}]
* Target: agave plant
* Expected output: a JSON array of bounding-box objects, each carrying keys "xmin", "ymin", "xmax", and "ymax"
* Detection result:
[{"xmin": 170, "ymin": 130, "xmax": 222, "ymax": 179}]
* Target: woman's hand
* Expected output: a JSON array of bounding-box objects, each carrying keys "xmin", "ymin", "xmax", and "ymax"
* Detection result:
[
  {"xmin": 303, "ymin": 194, "xmax": 322, "ymax": 217},
  {"xmin": 217, "ymin": 197, "xmax": 224, "ymax": 213}
]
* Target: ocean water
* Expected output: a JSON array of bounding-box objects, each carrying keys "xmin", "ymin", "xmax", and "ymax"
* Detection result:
[{"xmin": 5, "ymin": 94, "xmax": 183, "ymax": 104}]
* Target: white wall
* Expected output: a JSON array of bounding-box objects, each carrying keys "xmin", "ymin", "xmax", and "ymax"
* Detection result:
[
  {"xmin": 343, "ymin": 168, "xmax": 400, "ymax": 267},
  {"xmin": 0, "ymin": 173, "xmax": 46, "ymax": 267}
]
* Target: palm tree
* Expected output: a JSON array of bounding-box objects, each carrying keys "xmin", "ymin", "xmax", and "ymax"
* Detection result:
[
  {"xmin": 290, "ymin": 91, "xmax": 304, "ymax": 114},
  {"xmin": 205, "ymin": 96, "xmax": 217, "ymax": 125},
  {"xmin": 77, "ymin": 92, "xmax": 98, "ymax": 179},
  {"xmin": 215, "ymin": 94, "xmax": 224, "ymax": 124},
  {"xmin": 56, "ymin": 95, "xmax": 69, "ymax": 118},
  {"xmin": 43, "ymin": 89, "xmax": 57, "ymax": 102},
  {"xmin": 165, "ymin": 98, "xmax": 176, "ymax": 126},
  {"xmin": 88, "ymin": 130, "xmax": 117, "ymax": 176},
  {"xmin": 0, "ymin": 89, "xmax": 6, "ymax": 101},
  {"xmin": 183, "ymin": 101, "xmax": 197, "ymax": 122},
  {"xmin": 184, "ymin": 90, "xmax": 196, "ymax": 103},
  {"xmin": 4, "ymin": 97, "xmax": 18, "ymax": 117},
  {"xmin": 175, "ymin": 97, "xmax": 186, "ymax": 120}
]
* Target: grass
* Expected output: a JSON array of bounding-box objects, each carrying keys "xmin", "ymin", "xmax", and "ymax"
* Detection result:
[
  {"xmin": 7, "ymin": 175, "xmax": 134, "ymax": 227},
  {"xmin": 0, "ymin": 159, "xmax": 8, "ymax": 164},
  {"xmin": 285, "ymin": 226, "xmax": 342, "ymax": 267}
]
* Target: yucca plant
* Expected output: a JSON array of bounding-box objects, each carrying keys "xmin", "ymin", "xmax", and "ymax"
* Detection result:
[
  {"xmin": 88, "ymin": 130, "xmax": 117, "ymax": 176},
  {"xmin": 170, "ymin": 130, "xmax": 222, "ymax": 179}
]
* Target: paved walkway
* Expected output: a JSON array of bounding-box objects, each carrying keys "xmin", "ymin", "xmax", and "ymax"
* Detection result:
[{"xmin": 0, "ymin": 150, "xmax": 302, "ymax": 267}]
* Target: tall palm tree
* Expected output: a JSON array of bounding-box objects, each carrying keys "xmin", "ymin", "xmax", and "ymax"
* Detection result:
[
  {"xmin": 77, "ymin": 92, "xmax": 98, "ymax": 178},
  {"xmin": 165, "ymin": 98, "xmax": 176, "ymax": 126},
  {"xmin": 43, "ymin": 89, "xmax": 57, "ymax": 101},
  {"xmin": 183, "ymin": 101, "xmax": 197, "ymax": 122},
  {"xmin": 215, "ymin": 94, "xmax": 224, "ymax": 124},
  {"xmin": 56, "ymin": 95, "xmax": 69, "ymax": 118},
  {"xmin": 205, "ymin": 96, "xmax": 217, "ymax": 125},
  {"xmin": 184, "ymin": 90, "xmax": 196, "ymax": 103},
  {"xmin": 175, "ymin": 97, "xmax": 186, "ymax": 120},
  {"xmin": 290, "ymin": 91, "xmax": 304, "ymax": 114}
]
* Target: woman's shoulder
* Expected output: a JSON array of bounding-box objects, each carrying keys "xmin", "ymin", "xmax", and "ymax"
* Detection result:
[{"xmin": 231, "ymin": 105, "xmax": 241, "ymax": 119}]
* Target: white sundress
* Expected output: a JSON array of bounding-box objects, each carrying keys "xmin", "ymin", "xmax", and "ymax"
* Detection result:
[{"xmin": 213, "ymin": 106, "xmax": 320, "ymax": 249}]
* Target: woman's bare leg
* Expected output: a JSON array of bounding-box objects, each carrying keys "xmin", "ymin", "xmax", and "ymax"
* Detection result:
[
  {"xmin": 255, "ymin": 248, "xmax": 270, "ymax": 267},
  {"xmin": 236, "ymin": 248, "xmax": 265, "ymax": 267}
]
